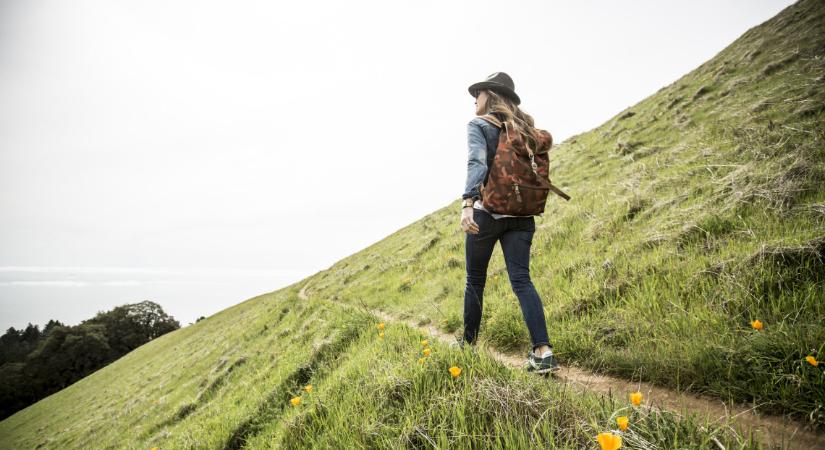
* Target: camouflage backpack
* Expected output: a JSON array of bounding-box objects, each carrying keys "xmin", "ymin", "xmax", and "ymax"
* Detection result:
[{"xmin": 478, "ymin": 114, "xmax": 571, "ymax": 215}]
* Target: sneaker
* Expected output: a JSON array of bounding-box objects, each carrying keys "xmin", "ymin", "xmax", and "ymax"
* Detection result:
[
  {"xmin": 449, "ymin": 337, "xmax": 463, "ymax": 349},
  {"xmin": 524, "ymin": 349, "xmax": 560, "ymax": 374},
  {"xmin": 449, "ymin": 337, "xmax": 475, "ymax": 350}
]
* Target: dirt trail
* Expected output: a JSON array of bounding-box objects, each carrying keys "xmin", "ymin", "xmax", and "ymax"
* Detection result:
[{"xmin": 297, "ymin": 285, "xmax": 824, "ymax": 450}]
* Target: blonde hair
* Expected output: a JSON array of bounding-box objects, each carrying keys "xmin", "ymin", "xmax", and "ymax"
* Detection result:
[{"xmin": 481, "ymin": 89, "xmax": 540, "ymax": 153}]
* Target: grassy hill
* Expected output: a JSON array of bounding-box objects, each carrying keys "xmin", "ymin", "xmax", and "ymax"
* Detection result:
[
  {"xmin": 302, "ymin": 0, "xmax": 825, "ymax": 425},
  {"xmin": 1, "ymin": 0, "xmax": 823, "ymax": 448}
]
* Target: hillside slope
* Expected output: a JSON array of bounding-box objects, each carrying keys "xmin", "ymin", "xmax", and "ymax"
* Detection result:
[
  {"xmin": 0, "ymin": 292, "xmax": 772, "ymax": 449},
  {"xmin": 302, "ymin": 0, "xmax": 825, "ymax": 425},
  {"xmin": 1, "ymin": 0, "xmax": 823, "ymax": 448}
]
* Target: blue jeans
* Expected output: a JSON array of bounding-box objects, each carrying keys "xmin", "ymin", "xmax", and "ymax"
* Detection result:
[{"xmin": 463, "ymin": 208, "xmax": 551, "ymax": 351}]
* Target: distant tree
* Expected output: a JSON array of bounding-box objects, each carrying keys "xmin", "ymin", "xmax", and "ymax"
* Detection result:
[
  {"xmin": 0, "ymin": 327, "xmax": 24, "ymax": 365},
  {"xmin": 1, "ymin": 327, "xmax": 19, "ymax": 339},
  {"xmin": 42, "ymin": 319, "xmax": 64, "ymax": 336},
  {"xmin": 83, "ymin": 300, "xmax": 180, "ymax": 354},
  {"xmin": 196, "ymin": 316, "xmax": 206, "ymax": 322},
  {"xmin": 0, "ymin": 362, "xmax": 32, "ymax": 419},
  {"xmin": 1, "ymin": 320, "xmax": 66, "ymax": 366},
  {"xmin": 26, "ymin": 323, "xmax": 112, "ymax": 391},
  {"xmin": 20, "ymin": 323, "xmax": 40, "ymax": 344},
  {"xmin": 0, "ymin": 325, "xmax": 41, "ymax": 365},
  {"xmin": 0, "ymin": 301, "xmax": 180, "ymax": 420}
]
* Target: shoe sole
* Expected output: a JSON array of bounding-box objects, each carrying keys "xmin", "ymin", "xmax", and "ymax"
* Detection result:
[{"xmin": 525, "ymin": 363, "xmax": 561, "ymax": 374}]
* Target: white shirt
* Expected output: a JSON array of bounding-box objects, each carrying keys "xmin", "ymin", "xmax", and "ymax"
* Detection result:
[{"xmin": 473, "ymin": 199, "xmax": 542, "ymax": 219}]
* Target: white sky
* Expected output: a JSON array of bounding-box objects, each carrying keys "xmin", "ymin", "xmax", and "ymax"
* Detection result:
[{"xmin": 0, "ymin": 0, "xmax": 795, "ymax": 331}]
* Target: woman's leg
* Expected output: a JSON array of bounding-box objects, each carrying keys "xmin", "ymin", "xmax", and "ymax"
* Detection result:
[
  {"xmin": 463, "ymin": 209, "xmax": 501, "ymax": 345},
  {"xmin": 499, "ymin": 218, "xmax": 551, "ymax": 352}
]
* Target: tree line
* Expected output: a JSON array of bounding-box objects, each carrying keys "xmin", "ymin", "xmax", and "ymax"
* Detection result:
[{"xmin": 0, "ymin": 300, "xmax": 182, "ymax": 420}]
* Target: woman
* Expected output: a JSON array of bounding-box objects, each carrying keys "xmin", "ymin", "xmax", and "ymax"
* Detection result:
[{"xmin": 458, "ymin": 72, "xmax": 559, "ymax": 374}]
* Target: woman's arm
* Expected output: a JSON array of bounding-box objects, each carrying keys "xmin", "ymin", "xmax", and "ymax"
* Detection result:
[
  {"xmin": 462, "ymin": 119, "xmax": 487, "ymax": 201},
  {"xmin": 460, "ymin": 119, "xmax": 484, "ymax": 234}
]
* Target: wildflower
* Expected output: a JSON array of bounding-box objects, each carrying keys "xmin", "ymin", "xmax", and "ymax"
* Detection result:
[
  {"xmin": 290, "ymin": 396, "xmax": 301, "ymax": 407},
  {"xmin": 806, "ymin": 356, "xmax": 819, "ymax": 366},
  {"xmin": 616, "ymin": 416, "xmax": 629, "ymax": 431},
  {"xmin": 378, "ymin": 332, "xmax": 385, "ymax": 339},
  {"xmin": 423, "ymin": 348, "xmax": 431, "ymax": 357},
  {"xmin": 750, "ymin": 319, "xmax": 763, "ymax": 330},
  {"xmin": 421, "ymin": 339, "xmax": 429, "ymax": 347},
  {"xmin": 629, "ymin": 391, "xmax": 643, "ymax": 406},
  {"xmin": 377, "ymin": 322, "xmax": 385, "ymax": 330},
  {"xmin": 449, "ymin": 366, "xmax": 462, "ymax": 378},
  {"xmin": 303, "ymin": 384, "xmax": 313, "ymax": 393},
  {"xmin": 596, "ymin": 432, "xmax": 622, "ymax": 450},
  {"xmin": 418, "ymin": 357, "xmax": 426, "ymax": 364}
]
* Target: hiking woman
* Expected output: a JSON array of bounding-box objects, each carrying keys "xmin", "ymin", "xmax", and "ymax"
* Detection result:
[{"xmin": 458, "ymin": 72, "xmax": 560, "ymax": 374}]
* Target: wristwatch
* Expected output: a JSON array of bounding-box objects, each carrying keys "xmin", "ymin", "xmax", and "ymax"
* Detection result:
[{"xmin": 462, "ymin": 198, "xmax": 475, "ymax": 209}]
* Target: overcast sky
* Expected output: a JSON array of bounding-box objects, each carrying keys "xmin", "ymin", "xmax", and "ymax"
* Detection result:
[{"xmin": 0, "ymin": 0, "xmax": 795, "ymax": 331}]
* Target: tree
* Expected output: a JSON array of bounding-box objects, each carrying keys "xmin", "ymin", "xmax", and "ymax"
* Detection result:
[
  {"xmin": 1, "ymin": 320, "xmax": 67, "ymax": 366},
  {"xmin": 0, "ymin": 327, "xmax": 23, "ymax": 365},
  {"xmin": 42, "ymin": 319, "xmax": 64, "ymax": 336},
  {"xmin": 0, "ymin": 301, "xmax": 180, "ymax": 420},
  {"xmin": 26, "ymin": 324, "xmax": 112, "ymax": 392},
  {"xmin": 20, "ymin": 323, "xmax": 40, "ymax": 344},
  {"xmin": 0, "ymin": 325, "xmax": 39, "ymax": 365},
  {"xmin": 0, "ymin": 362, "xmax": 31, "ymax": 419},
  {"xmin": 83, "ymin": 300, "xmax": 180, "ymax": 355}
]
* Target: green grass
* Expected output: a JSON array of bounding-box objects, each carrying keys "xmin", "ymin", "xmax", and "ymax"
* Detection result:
[
  {"xmin": 0, "ymin": 291, "xmax": 771, "ymax": 449},
  {"xmin": 298, "ymin": 0, "xmax": 825, "ymax": 427},
  {"xmin": 2, "ymin": 0, "xmax": 824, "ymax": 447}
]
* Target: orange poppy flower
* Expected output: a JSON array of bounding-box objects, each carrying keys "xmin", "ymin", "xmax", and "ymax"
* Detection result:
[
  {"xmin": 597, "ymin": 432, "xmax": 622, "ymax": 450},
  {"xmin": 629, "ymin": 391, "xmax": 643, "ymax": 406}
]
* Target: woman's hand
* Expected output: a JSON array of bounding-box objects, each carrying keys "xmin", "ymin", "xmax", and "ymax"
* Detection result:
[{"xmin": 460, "ymin": 207, "xmax": 479, "ymax": 234}]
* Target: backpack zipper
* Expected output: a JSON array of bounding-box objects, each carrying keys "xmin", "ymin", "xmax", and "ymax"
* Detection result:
[
  {"xmin": 527, "ymin": 149, "xmax": 539, "ymax": 177},
  {"xmin": 513, "ymin": 184, "xmax": 522, "ymax": 202}
]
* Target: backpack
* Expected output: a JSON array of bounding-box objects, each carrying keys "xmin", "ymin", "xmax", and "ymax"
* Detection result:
[{"xmin": 478, "ymin": 114, "xmax": 571, "ymax": 215}]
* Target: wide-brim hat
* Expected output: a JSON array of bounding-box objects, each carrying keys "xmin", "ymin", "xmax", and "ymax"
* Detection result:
[{"xmin": 468, "ymin": 71, "xmax": 521, "ymax": 105}]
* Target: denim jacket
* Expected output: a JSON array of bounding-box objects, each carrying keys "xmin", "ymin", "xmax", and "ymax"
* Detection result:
[{"xmin": 462, "ymin": 116, "xmax": 500, "ymax": 201}]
